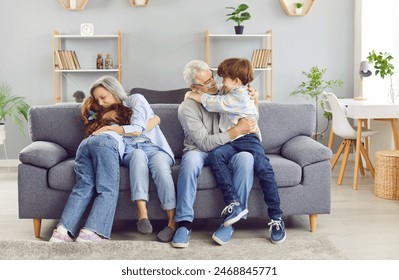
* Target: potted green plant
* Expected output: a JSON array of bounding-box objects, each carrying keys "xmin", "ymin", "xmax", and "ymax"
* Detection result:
[
  {"xmin": 367, "ymin": 50, "xmax": 395, "ymax": 103},
  {"xmin": 225, "ymin": 4, "xmax": 251, "ymax": 34},
  {"xmin": 291, "ymin": 66, "xmax": 343, "ymax": 140},
  {"xmin": 295, "ymin": 2, "xmax": 303, "ymax": 14},
  {"xmin": 0, "ymin": 83, "xmax": 30, "ymax": 144}
]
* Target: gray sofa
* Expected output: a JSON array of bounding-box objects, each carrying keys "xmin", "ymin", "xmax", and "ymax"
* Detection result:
[{"xmin": 18, "ymin": 98, "xmax": 332, "ymax": 238}]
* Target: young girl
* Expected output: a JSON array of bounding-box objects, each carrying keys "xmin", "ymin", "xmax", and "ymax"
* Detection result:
[
  {"xmin": 50, "ymin": 76, "xmax": 176, "ymax": 243},
  {"xmin": 186, "ymin": 58, "xmax": 286, "ymax": 244},
  {"xmin": 82, "ymin": 96, "xmax": 133, "ymax": 138}
]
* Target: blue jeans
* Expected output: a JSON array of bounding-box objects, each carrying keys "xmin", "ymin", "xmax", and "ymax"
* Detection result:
[
  {"xmin": 59, "ymin": 134, "xmax": 120, "ymax": 239},
  {"xmin": 208, "ymin": 134, "xmax": 283, "ymax": 219},
  {"xmin": 122, "ymin": 141, "xmax": 176, "ymax": 210},
  {"xmin": 174, "ymin": 150, "xmax": 254, "ymax": 223}
]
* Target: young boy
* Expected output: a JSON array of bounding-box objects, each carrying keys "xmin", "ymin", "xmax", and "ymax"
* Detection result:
[{"xmin": 186, "ymin": 58, "xmax": 286, "ymax": 244}]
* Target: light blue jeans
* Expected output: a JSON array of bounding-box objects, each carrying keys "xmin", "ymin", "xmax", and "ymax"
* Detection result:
[
  {"xmin": 59, "ymin": 134, "xmax": 120, "ymax": 239},
  {"xmin": 174, "ymin": 150, "xmax": 254, "ymax": 223},
  {"xmin": 122, "ymin": 141, "xmax": 176, "ymax": 210}
]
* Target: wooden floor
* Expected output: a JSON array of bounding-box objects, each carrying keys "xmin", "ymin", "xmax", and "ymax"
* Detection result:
[{"xmin": 1, "ymin": 162, "xmax": 399, "ymax": 260}]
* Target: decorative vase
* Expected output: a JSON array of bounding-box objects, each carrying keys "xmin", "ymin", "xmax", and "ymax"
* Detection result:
[
  {"xmin": 388, "ymin": 87, "xmax": 396, "ymax": 104},
  {"xmin": 0, "ymin": 123, "xmax": 5, "ymax": 145},
  {"xmin": 234, "ymin": 26, "xmax": 244, "ymax": 35},
  {"xmin": 105, "ymin": 54, "xmax": 113, "ymax": 69},
  {"xmin": 96, "ymin": 54, "xmax": 104, "ymax": 69},
  {"xmin": 70, "ymin": 0, "xmax": 77, "ymax": 9}
]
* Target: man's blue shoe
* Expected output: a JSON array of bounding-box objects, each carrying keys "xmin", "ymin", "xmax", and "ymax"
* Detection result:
[
  {"xmin": 212, "ymin": 224, "xmax": 234, "ymax": 246},
  {"xmin": 222, "ymin": 202, "xmax": 249, "ymax": 227},
  {"xmin": 171, "ymin": 227, "xmax": 191, "ymax": 248},
  {"xmin": 268, "ymin": 218, "xmax": 286, "ymax": 244}
]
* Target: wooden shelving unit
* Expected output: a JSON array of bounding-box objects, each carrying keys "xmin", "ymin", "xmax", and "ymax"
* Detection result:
[
  {"xmin": 129, "ymin": 0, "xmax": 151, "ymax": 7},
  {"xmin": 59, "ymin": 0, "xmax": 89, "ymax": 11},
  {"xmin": 279, "ymin": 0, "xmax": 316, "ymax": 16},
  {"xmin": 52, "ymin": 30, "xmax": 122, "ymax": 103},
  {"xmin": 204, "ymin": 30, "xmax": 273, "ymax": 101}
]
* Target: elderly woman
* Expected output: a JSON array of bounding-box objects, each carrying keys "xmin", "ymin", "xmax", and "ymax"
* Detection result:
[{"xmin": 49, "ymin": 76, "xmax": 176, "ymax": 243}]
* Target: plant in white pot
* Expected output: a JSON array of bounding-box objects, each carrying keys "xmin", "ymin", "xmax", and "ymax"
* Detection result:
[
  {"xmin": 295, "ymin": 2, "xmax": 303, "ymax": 15},
  {"xmin": 0, "ymin": 83, "xmax": 30, "ymax": 144},
  {"xmin": 225, "ymin": 3, "xmax": 251, "ymax": 34}
]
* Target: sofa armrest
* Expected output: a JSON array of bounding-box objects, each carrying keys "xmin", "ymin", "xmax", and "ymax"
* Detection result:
[
  {"xmin": 281, "ymin": 135, "xmax": 332, "ymax": 167},
  {"xmin": 19, "ymin": 141, "xmax": 69, "ymax": 169}
]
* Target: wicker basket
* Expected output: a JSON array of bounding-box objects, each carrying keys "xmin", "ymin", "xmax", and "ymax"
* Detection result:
[{"xmin": 374, "ymin": 150, "xmax": 399, "ymax": 200}]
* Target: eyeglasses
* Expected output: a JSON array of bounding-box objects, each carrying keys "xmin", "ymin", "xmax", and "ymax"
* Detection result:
[{"xmin": 192, "ymin": 70, "xmax": 217, "ymax": 90}]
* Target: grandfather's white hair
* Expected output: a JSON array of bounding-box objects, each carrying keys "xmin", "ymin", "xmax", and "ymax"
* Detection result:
[
  {"xmin": 183, "ymin": 60, "xmax": 210, "ymax": 85},
  {"xmin": 89, "ymin": 75, "xmax": 127, "ymax": 101}
]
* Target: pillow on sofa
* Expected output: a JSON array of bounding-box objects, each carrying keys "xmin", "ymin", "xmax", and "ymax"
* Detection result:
[{"xmin": 129, "ymin": 88, "xmax": 189, "ymax": 104}]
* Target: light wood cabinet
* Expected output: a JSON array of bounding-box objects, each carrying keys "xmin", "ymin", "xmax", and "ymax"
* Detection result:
[
  {"xmin": 204, "ymin": 30, "xmax": 273, "ymax": 101},
  {"xmin": 279, "ymin": 0, "xmax": 316, "ymax": 16},
  {"xmin": 59, "ymin": 0, "xmax": 89, "ymax": 11},
  {"xmin": 52, "ymin": 30, "xmax": 122, "ymax": 103}
]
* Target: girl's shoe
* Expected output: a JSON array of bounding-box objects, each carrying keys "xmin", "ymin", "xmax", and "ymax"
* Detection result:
[
  {"xmin": 76, "ymin": 230, "xmax": 108, "ymax": 242},
  {"xmin": 49, "ymin": 229, "xmax": 73, "ymax": 243}
]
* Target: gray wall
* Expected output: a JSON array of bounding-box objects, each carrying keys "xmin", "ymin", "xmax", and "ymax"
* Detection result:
[{"xmin": 0, "ymin": 0, "xmax": 354, "ymax": 159}]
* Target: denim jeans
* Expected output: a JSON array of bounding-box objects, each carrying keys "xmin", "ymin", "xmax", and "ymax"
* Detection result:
[
  {"xmin": 59, "ymin": 134, "xmax": 120, "ymax": 239},
  {"xmin": 122, "ymin": 141, "xmax": 176, "ymax": 210},
  {"xmin": 208, "ymin": 134, "xmax": 283, "ymax": 219},
  {"xmin": 174, "ymin": 149, "xmax": 254, "ymax": 223}
]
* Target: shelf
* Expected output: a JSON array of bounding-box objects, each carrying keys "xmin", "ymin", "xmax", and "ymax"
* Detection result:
[
  {"xmin": 55, "ymin": 69, "xmax": 119, "ymax": 73},
  {"xmin": 59, "ymin": 0, "xmax": 88, "ymax": 11},
  {"xmin": 205, "ymin": 30, "xmax": 273, "ymax": 101},
  {"xmin": 129, "ymin": 0, "xmax": 151, "ymax": 6},
  {"xmin": 54, "ymin": 35, "xmax": 119, "ymax": 39},
  {"xmin": 52, "ymin": 30, "xmax": 122, "ymax": 103},
  {"xmin": 208, "ymin": 34, "xmax": 272, "ymax": 38},
  {"xmin": 279, "ymin": 0, "xmax": 316, "ymax": 16}
]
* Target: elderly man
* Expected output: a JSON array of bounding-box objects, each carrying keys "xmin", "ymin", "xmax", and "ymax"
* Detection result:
[{"xmin": 171, "ymin": 60, "xmax": 258, "ymax": 248}]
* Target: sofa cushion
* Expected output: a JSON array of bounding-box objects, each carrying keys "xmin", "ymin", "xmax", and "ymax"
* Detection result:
[
  {"xmin": 258, "ymin": 102, "xmax": 315, "ymax": 153},
  {"xmin": 19, "ymin": 141, "xmax": 69, "ymax": 169},
  {"xmin": 29, "ymin": 104, "xmax": 84, "ymax": 157},
  {"xmin": 268, "ymin": 154, "xmax": 302, "ymax": 187}
]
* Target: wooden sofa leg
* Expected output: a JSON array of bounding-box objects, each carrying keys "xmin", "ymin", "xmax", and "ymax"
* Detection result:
[
  {"xmin": 33, "ymin": 219, "xmax": 42, "ymax": 238},
  {"xmin": 309, "ymin": 214, "xmax": 317, "ymax": 232}
]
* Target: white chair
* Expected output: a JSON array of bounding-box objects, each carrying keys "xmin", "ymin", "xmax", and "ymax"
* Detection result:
[{"xmin": 326, "ymin": 92, "xmax": 378, "ymax": 185}]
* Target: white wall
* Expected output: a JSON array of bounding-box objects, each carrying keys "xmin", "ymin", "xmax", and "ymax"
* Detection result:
[{"xmin": 0, "ymin": 0, "xmax": 354, "ymax": 158}]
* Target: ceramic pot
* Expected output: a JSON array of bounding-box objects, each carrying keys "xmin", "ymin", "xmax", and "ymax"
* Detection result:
[
  {"xmin": 295, "ymin": 8, "xmax": 303, "ymax": 15},
  {"xmin": 234, "ymin": 26, "xmax": 244, "ymax": 35},
  {"xmin": 70, "ymin": 0, "xmax": 77, "ymax": 9}
]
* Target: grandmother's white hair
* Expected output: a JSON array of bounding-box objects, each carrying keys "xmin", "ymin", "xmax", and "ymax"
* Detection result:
[
  {"xmin": 89, "ymin": 75, "xmax": 127, "ymax": 101},
  {"xmin": 183, "ymin": 60, "xmax": 210, "ymax": 85}
]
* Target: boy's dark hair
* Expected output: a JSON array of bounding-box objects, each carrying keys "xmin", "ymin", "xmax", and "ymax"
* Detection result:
[
  {"xmin": 217, "ymin": 58, "xmax": 254, "ymax": 85},
  {"xmin": 81, "ymin": 96, "xmax": 132, "ymax": 138}
]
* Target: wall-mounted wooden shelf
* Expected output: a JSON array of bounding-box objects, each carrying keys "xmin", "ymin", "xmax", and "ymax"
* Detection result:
[
  {"xmin": 129, "ymin": 0, "xmax": 151, "ymax": 7},
  {"xmin": 59, "ymin": 0, "xmax": 88, "ymax": 11},
  {"xmin": 279, "ymin": 0, "xmax": 316, "ymax": 16}
]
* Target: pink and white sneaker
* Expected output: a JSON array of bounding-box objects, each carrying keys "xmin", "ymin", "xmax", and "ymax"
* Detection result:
[
  {"xmin": 49, "ymin": 229, "xmax": 74, "ymax": 243},
  {"xmin": 75, "ymin": 230, "xmax": 108, "ymax": 242}
]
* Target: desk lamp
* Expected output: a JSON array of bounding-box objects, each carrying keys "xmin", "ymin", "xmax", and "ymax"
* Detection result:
[{"xmin": 355, "ymin": 60, "xmax": 372, "ymax": 100}]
